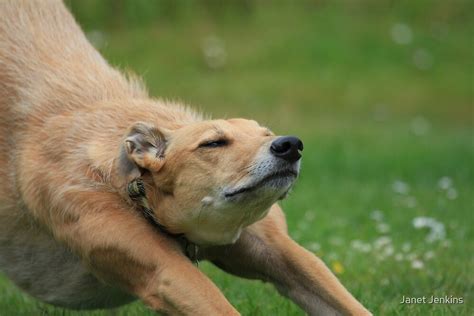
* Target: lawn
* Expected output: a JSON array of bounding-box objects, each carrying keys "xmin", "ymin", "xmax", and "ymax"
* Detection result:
[{"xmin": 0, "ymin": 1, "xmax": 472, "ymax": 315}]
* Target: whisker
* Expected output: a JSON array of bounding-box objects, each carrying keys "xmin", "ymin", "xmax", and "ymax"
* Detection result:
[{"xmin": 237, "ymin": 163, "xmax": 256, "ymax": 173}]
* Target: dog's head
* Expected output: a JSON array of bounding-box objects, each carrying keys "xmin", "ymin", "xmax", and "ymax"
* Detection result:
[{"xmin": 117, "ymin": 119, "xmax": 303, "ymax": 245}]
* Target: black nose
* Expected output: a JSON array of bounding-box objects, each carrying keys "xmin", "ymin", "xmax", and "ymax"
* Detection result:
[{"xmin": 270, "ymin": 136, "xmax": 303, "ymax": 162}]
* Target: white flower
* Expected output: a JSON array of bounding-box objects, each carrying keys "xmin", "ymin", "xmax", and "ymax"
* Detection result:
[
  {"xmin": 374, "ymin": 236, "xmax": 392, "ymax": 249},
  {"xmin": 446, "ymin": 188, "xmax": 458, "ymax": 200},
  {"xmin": 391, "ymin": 23, "xmax": 413, "ymax": 45},
  {"xmin": 395, "ymin": 253, "xmax": 404, "ymax": 261},
  {"xmin": 201, "ymin": 35, "xmax": 227, "ymax": 69},
  {"xmin": 383, "ymin": 245, "xmax": 395, "ymax": 257},
  {"xmin": 411, "ymin": 259, "xmax": 424, "ymax": 270},
  {"xmin": 442, "ymin": 240, "xmax": 452, "ymax": 248},
  {"xmin": 376, "ymin": 254, "xmax": 387, "ymax": 261},
  {"xmin": 351, "ymin": 239, "xmax": 364, "ymax": 249},
  {"xmin": 402, "ymin": 242, "xmax": 412, "ymax": 252},
  {"xmin": 392, "ymin": 180, "xmax": 410, "ymax": 195},
  {"xmin": 424, "ymin": 251, "xmax": 435, "ymax": 260},
  {"xmin": 350, "ymin": 240, "xmax": 371, "ymax": 253},
  {"xmin": 297, "ymin": 221, "xmax": 309, "ymax": 231},
  {"xmin": 304, "ymin": 210, "xmax": 316, "ymax": 221},
  {"xmin": 86, "ymin": 30, "xmax": 106, "ymax": 49},
  {"xmin": 360, "ymin": 243, "xmax": 372, "ymax": 253},
  {"xmin": 412, "ymin": 217, "xmax": 429, "ymax": 228},
  {"xmin": 438, "ymin": 176, "xmax": 453, "ymax": 190},
  {"xmin": 370, "ymin": 210, "xmax": 384, "ymax": 222},
  {"xmin": 410, "ymin": 116, "xmax": 431, "ymax": 136},
  {"xmin": 412, "ymin": 216, "xmax": 446, "ymax": 243},
  {"xmin": 413, "ymin": 48, "xmax": 434, "ymax": 70},
  {"xmin": 404, "ymin": 196, "xmax": 417, "ymax": 208},
  {"xmin": 307, "ymin": 242, "xmax": 321, "ymax": 252},
  {"xmin": 376, "ymin": 222, "xmax": 391, "ymax": 234},
  {"xmin": 329, "ymin": 237, "xmax": 343, "ymax": 246}
]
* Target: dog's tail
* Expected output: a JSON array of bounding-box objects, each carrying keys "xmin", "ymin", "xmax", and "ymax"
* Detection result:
[{"xmin": 0, "ymin": 0, "xmax": 147, "ymax": 119}]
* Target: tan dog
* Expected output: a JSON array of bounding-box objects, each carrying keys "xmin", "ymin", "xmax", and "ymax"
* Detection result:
[{"xmin": 0, "ymin": 1, "xmax": 371, "ymax": 315}]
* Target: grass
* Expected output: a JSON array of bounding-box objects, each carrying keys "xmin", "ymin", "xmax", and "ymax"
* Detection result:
[{"xmin": 1, "ymin": 1, "xmax": 473, "ymax": 315}]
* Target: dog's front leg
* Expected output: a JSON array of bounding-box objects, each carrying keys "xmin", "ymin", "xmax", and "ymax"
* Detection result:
[
  {"xmin": 204, "ymin": 204, "xmax": 371, "ymax": 316},
  {"xmin": 38, "ymin": 191, "xmax": 238, "ymax": 315}
]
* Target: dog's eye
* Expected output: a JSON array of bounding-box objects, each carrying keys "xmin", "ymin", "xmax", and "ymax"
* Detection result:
[{"xmin": 199, "ymin": 139, "xmax": 228, "ymax": 148}]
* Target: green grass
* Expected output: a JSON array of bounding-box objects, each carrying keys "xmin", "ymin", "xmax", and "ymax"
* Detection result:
[{"xmin": 1, "ymin": 1, "xmax": 473, "ymax": 315}]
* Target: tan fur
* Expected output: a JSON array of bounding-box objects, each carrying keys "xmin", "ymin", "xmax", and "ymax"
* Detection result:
[{"xmin": 0, "ymin": 1, "xmax": 371, "ymax": 314}]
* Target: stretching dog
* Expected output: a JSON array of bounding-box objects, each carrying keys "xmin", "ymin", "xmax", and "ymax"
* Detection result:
[{"xmin": 0, "ymin": 1, "xmax": 371, "ymax": 315}]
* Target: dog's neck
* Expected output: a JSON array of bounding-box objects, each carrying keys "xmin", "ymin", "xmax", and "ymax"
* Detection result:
[{"xmin": 127, "ymin": 177, "xmax": 200, "ymax": 263}]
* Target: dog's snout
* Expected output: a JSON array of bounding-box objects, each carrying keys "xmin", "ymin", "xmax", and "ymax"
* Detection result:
[{"xmin": 270, "ymin": 136, "xmax": 303, "ymax": 162}]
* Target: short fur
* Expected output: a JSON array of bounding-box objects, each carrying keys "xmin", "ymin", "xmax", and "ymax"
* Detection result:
[{"xmin": 0, "ymin": 1, "xmax": 371, "ymax": 315}]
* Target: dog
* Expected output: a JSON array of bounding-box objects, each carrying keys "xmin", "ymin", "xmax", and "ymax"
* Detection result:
[{"xmin": 0, "ymin": 1, "xmax": 371, "ymax": 315}]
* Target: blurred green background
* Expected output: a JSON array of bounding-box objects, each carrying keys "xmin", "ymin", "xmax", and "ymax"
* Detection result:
[{"xmin": 0, "ymin": 0, "xmax": 472, "ymax": 315}]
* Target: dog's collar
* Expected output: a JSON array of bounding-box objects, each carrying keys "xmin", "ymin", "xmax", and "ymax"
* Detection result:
[{"xmin": 127, "ymin": 178, "xmax": 199, "ymax": 263}]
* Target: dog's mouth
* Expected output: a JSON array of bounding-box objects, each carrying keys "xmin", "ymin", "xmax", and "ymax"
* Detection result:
[{"xmin": 224, "ymin": 169, "xmax": 298, "ymax": 198}]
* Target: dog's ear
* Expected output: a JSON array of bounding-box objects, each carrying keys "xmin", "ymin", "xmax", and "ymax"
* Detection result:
[
  {"xmin": 124, "ymin": 122, "xmax": 169, "ymax": 172},
  {"xmin": 114, "ymin": 122, "xmax": 170, "ymax": 186}
]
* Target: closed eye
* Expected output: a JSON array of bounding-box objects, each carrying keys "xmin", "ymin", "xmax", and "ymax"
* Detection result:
[{"xmin": 198, "ymin": 139, "xmax": 228, "ymax": 148}]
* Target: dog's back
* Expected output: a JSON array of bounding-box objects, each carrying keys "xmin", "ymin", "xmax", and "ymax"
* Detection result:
[
  {"xmin": 0, "ymin": 0, "xmax": 146, "ymax": 119},
  {"xmin": 0, "ymin": 1, "xmax": 143, "ymax": 308}
]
